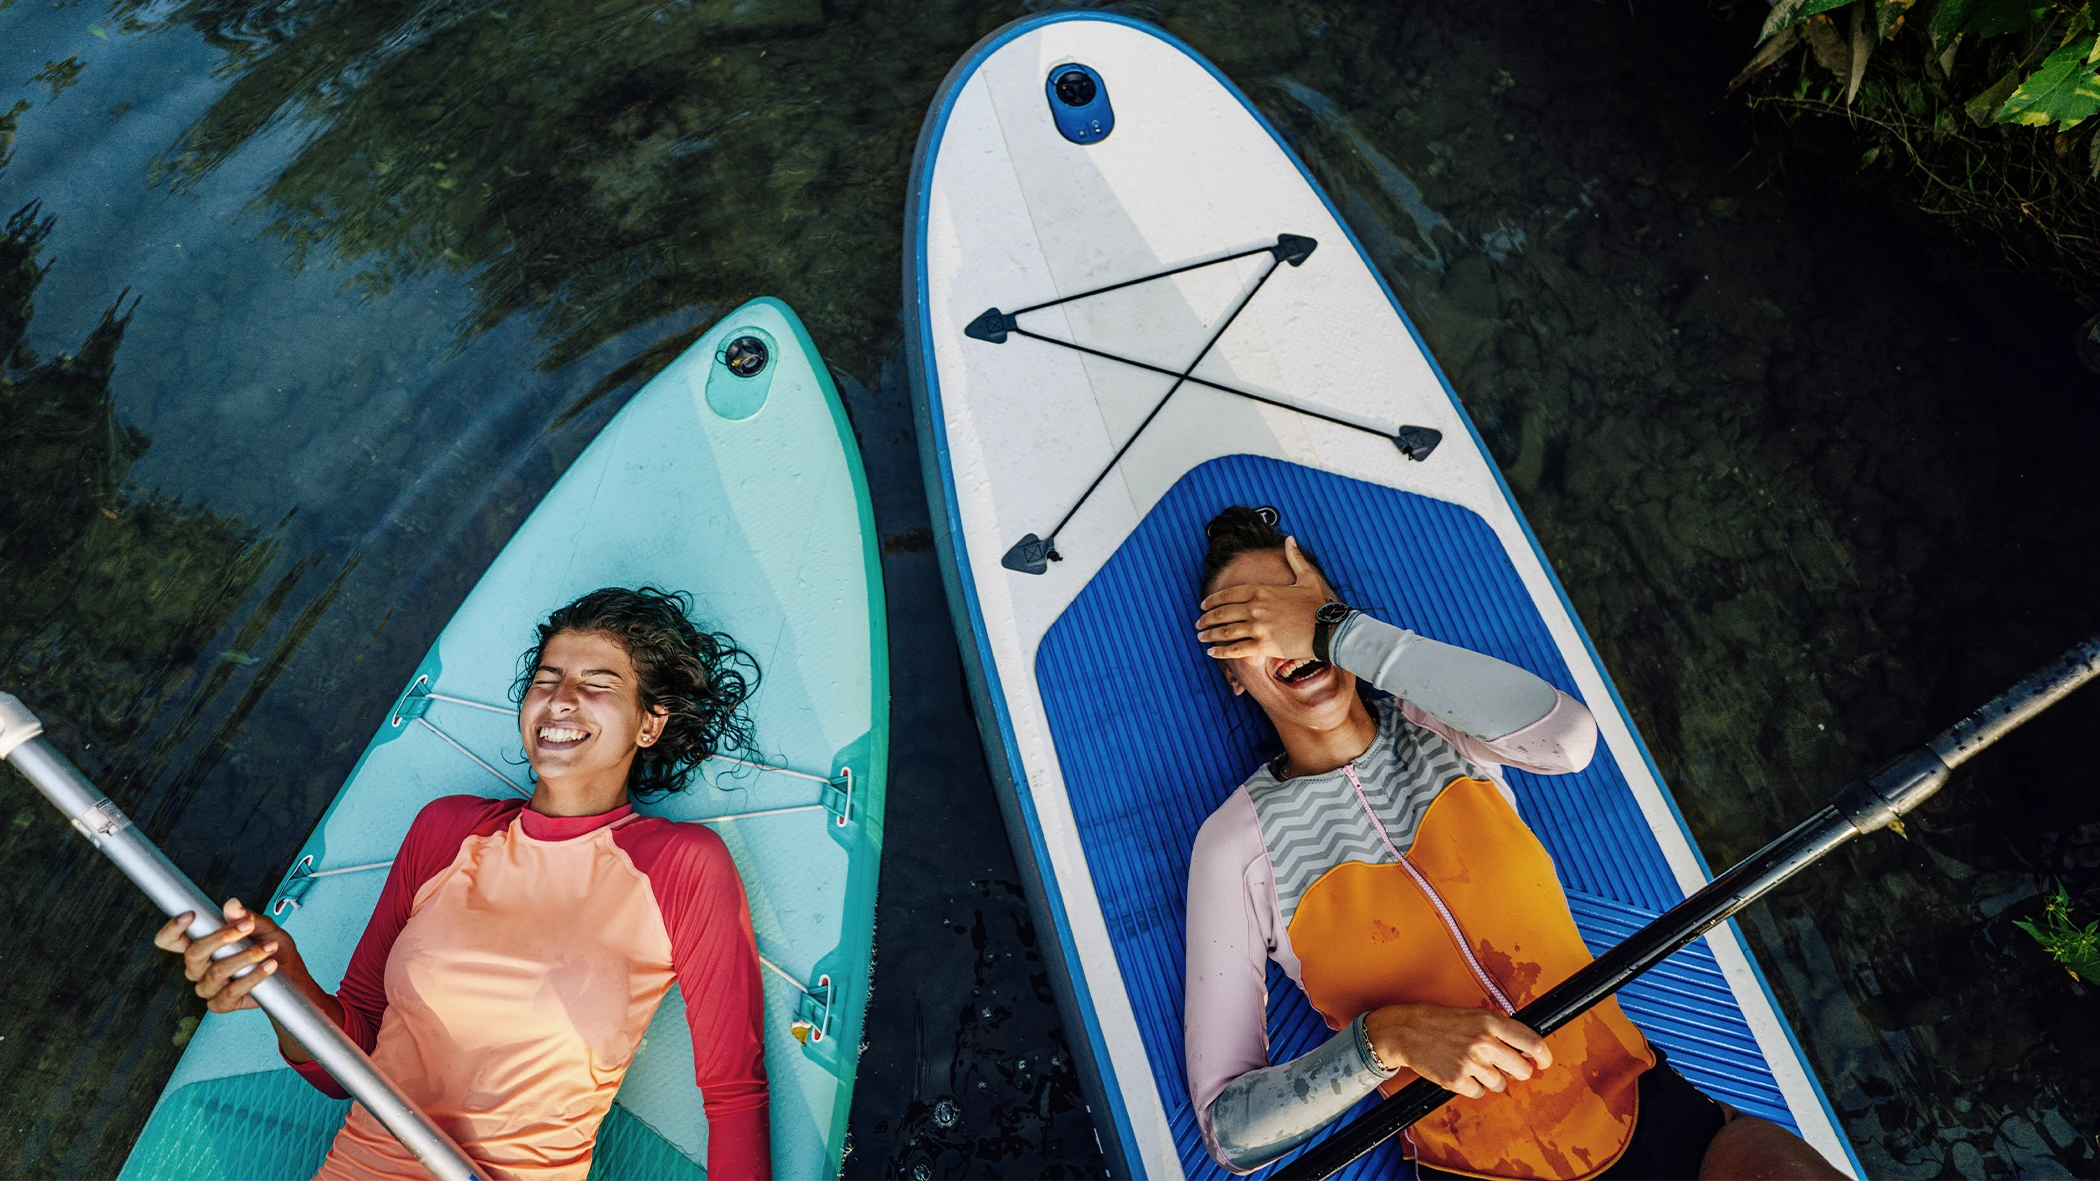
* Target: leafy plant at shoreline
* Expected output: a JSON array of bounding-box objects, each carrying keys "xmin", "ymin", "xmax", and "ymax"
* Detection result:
[
  {"xmin": 2014, "ymin": 882, "xmax": 2100, "ymax": 982},
  {"xmin": 1727, "ymin": 0, "xmax": 2100, "ymax": 284}
]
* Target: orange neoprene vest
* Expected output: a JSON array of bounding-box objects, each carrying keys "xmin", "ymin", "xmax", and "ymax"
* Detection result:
[{"xmin": 1288, "ymin": 773, "xmax": 1654, "ymax": 1181}]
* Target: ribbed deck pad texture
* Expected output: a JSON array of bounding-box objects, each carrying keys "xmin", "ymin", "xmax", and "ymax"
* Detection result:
[
  {"xmin": 1034, "ymin": 454, "xmax": 1791, "ymax": 1179},
  {"xmin": 589, "ymin": 1105, "xmax": 707, "ymax": 1181},
  {"xmin": 121, "ymin": 1072, "xmax": 347, "ymax": 1181},
  {"xmin": 121, "ymin": 1070, "xmax": 703, "ymax": 1181}
]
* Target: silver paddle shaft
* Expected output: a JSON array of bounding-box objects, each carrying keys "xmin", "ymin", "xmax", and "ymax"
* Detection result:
[{"xmin": 0, "ymin": 695, "xmax": 483, "ymax": 1181}]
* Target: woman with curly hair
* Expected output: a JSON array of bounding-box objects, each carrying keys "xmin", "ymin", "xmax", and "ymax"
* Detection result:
[{"xmin": 152, "ymin": 587, "xmax": 772, "ymax": 1181}]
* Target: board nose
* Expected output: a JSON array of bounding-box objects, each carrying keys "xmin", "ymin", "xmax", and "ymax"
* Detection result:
[{"xmin": 706, "ymin": 325, "xmax": 776, "ymax": 420}]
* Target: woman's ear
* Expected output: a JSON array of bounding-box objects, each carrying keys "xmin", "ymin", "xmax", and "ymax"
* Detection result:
[
  {"xmin": 1222, "ymin": 665, "xmax": 1246, "ymax": 697},
  {"xmin": 638, "ymin": 705, "xmax": 669, "ymax": 747}
]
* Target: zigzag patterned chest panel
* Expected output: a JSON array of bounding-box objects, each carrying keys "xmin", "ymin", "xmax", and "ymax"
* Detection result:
[{"xmin": 1244, "ymin": 701, "xmax": 1486, "ymax": 927}]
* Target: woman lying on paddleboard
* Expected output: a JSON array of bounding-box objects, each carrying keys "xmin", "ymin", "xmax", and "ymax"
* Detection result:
[
  {"xmin": 1185, "ymin": 508, "xmax": 1839, "ymax": 1181},
  {"xmin": 153, "ymin": 587, "xmax": 771, "ymax": 1181}
]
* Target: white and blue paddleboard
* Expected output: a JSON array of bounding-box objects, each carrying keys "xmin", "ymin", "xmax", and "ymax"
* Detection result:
[
  {"xmin": 123, "ymin": 299, "xmax": 888, "ymax": 1181},
  {"xmin": 906, "ymin": 14, "xmax": 1858, "ymax": 1179}
]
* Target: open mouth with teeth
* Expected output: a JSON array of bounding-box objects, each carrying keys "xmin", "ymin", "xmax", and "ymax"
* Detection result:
[
  {"xmin": 1273, "ymin": 658, "xmax": 1330, "ymax": 685},
  {"xmin": 535, "ymin": 724, "xmax": 590, "ymax": 750}
]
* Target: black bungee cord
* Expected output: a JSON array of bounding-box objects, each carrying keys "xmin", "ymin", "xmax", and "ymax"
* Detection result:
[{"xmin": 962, "ymin": 233, "xmax": 1444, "ymax": 574}]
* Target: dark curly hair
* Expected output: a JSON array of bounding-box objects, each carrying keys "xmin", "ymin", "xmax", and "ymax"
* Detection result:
[
  {"xmin": 511, "ymin": 586, "xmax": 759, "ymax": 800},
  {"xmin": 1199, "ymin": 504, "xmax": 1334, "ymax": 597}
]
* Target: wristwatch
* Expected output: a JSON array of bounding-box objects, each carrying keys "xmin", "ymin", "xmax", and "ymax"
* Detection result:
[{"xmin": 1312, "ymin": 601, "xmax": 1355, "ymax": 665}]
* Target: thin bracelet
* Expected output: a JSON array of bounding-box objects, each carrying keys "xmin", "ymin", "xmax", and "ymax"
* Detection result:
[{"xmin": 1356, "ymin": 1015, "xmax": 1395, "ymax": 1075}]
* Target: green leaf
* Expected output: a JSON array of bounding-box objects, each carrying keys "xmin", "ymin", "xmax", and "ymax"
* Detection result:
[
  {"xmin": 1966, "ymin": 66, "xmax": 2026, "ymax": 124},
  {"xmin": 1805, "ymin": 13, "xmax": 1854, "ymax": 75},
  {"xmin": 1996, "ymin": 41, "xmax": 2100, "ymax": 126},
  {"xmin": 1762, "ymin": 0, "xmax": 1864, "ymax": 41},
  {"xmin": 1966, "ymin": 0, "xmax": 2054, "ymax": 36},
  {"xmin": 1877, "ymin": 0, "xmax": 1917, "ymax": 39},
  {"xmin": 1934, "ymin": 0, "xmax": 2056, "ymax": 44},
  {"xmin": 1935, "ymin": 0, "xmax": 1975, "ymax": 46},
  {"xmin": 1730, "ymin": 26, "xmax": 1803, "ymax": 91}
]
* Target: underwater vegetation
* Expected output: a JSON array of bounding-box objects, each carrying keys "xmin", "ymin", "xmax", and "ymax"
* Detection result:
[
  {"xmin": 0, "ymin": 116, "xmax": 276, "ymax": 782},
  {"xmin": 99, "ymin": 0, "xmax": 936, "ymax": 397},
  {"xmin": 0, "ymin": 117, "xmax": 297, "ymax": 1176},
  {"xmin": 1728, "ymin": 0, "xmax": 2100, "ymax": 286}
]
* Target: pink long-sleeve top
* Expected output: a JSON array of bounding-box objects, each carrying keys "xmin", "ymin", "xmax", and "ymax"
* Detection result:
[{"xmin": 291, "ymin": 794, "xmax": 769, "ymax": 1181}]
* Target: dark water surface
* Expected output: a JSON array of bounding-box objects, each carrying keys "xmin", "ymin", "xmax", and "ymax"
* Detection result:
[{"xmin": 1, "ymin": 0, "xmax": 2096, "ymax": 1177}]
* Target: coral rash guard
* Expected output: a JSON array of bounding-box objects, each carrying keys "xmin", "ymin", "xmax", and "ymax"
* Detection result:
[{"xmin": 292, "ymin": 795, "xmax": 769, "ymax": 1181}]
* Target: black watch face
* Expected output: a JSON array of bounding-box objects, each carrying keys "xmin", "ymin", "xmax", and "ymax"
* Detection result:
[{"xmin": 1317, "ymin": 602, "xmax": 1351, "ymax": 624}]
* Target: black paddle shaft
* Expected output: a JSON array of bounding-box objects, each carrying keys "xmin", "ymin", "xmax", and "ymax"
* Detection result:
[{"xmin": 1276, "ymin": 634, "xmax": 2100, "ymax": 1181}]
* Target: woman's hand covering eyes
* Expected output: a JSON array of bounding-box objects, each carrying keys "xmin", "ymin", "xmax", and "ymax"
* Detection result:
[{"xmin": 1195, "ymin": 537, "xmax": 1331, "ymax": 661}]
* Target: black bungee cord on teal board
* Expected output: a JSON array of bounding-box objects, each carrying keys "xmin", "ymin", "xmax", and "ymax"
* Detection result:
[
  {"xmin": 964, "ymin": 233, "xmax": 1444, "ymax": 574},
  {"xmin": 1274, "ymin": 633, "xmax": 2100, "ymax": 1181}
]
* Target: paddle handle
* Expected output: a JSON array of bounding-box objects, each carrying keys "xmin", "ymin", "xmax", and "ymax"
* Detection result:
[
  {"xmin": 1276, "ymin": 632, "xmax": 2100, "ymax": 1181},
  {"xmin": 0, "ymin": 696, "xmax": 484, "ymax": 1181},
  {"xmin": 1931, "ymin": 634, "xmax": 2100, "ymax": 769}
]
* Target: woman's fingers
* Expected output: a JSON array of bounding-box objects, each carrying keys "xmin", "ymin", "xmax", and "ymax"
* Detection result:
[
  {"xmin": 1447, "ymin": 1069, "xmax": 1490, "ymax": 1099},
  {"xmin": 199, "ymin": 938, "xmax": 274, "ymax": 991},
  {"xmin": 158, "ymin": 899, "xmax": 291, "ymax": 1017},
  {"xmin": 1197, "ymin": 584, "xmax": 1261, "ymax": 612},
  {"xmin": 1485, "ymin": 1014, "xmax": 1552, "ymax": 1070},
  {"xmin": 181, "ymin": 915, "xmax": 257, "ymax": 981},
  {"xmin": 1369, "ymin": 1003, "xmax": 1552, "ymax": 1099},
  {"xmin": 1194, "ymin": 597, "xmax": 1267, "ymax": 632},
  {"xmin": 1470, "ymin": 1035, "xmax": 1535, "ymax": 1083},
  {"xmin": 1204, "ymin": 639, "xmax": 1266, "ymax": 660},
  {"xmin": 206, "ymin": 950, "xmax": 276, "ymax": 1013},
  {"xmin": 1195, "ymin": 621, "xmax": 1257, "ymax": 644},
  {"xmin": 154, "ymin": 912, "xmax": 196, "ymax": 953}
]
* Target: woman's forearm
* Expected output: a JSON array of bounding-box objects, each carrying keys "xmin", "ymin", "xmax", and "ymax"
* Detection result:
[
  {"xmin": 267, "ymin": 956, "xmax": 343, "ymax": 1065},
  {"xmin": 1329, "ymin": 614, "xmax": 1558, "ymax": 740},
  {"xmin": 1205, "ymin": 1014, "xmax": 1396, "ymax": 1173}
]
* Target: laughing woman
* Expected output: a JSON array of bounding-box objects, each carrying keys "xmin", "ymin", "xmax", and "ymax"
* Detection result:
[
  {"xmin": 153, "ymin": 587, "xmax": 771, "ymax": 1181},
  {"xmin": 1183, "ymin": 507, "xmax": 1841, "ymax": 1180}
]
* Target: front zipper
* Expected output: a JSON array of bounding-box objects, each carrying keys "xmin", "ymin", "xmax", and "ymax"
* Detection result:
[{"xmin": 1340, "ymin": 763, "xmax": 1517, "ymax": 1015}]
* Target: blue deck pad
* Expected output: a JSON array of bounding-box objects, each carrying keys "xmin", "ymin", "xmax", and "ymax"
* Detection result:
[{"xmin": 1034, "ymin": 454, "xmax": 1792, "ymax": 1179}]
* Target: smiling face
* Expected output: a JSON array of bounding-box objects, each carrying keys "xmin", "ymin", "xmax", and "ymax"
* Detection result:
[
  {"xmin": 1205, "ymin": 547, "xmax": 1363, "ymax": 734},
  {"xmin": 519, "ymin": 629, "xmax": 667, "ymax": 793}
]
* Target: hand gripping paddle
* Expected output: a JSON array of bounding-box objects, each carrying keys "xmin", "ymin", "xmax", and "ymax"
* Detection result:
[
  {"xmin": 0, "ymin": 694, "xmax": 485, "ymax": 1181},
  {"xmin": 1277, "ymin": 633, "xmax": 2100, "ymax": 1181}
]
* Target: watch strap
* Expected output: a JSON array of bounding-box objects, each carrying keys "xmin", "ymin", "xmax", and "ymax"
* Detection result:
[{"xmin": 1312, "ymin": 603, "xmax": 1354, "ymax": 665}]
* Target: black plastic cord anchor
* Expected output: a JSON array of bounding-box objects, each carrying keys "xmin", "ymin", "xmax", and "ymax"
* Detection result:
[{"xmin": 967, "ymin": 234, "xmax": 1441, "ymax": 574}]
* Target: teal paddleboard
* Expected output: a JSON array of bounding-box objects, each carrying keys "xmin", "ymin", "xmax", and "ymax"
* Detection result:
[{"xmin": 120, "ymin": 298, "xmax": 888, "ymax": 1180}]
